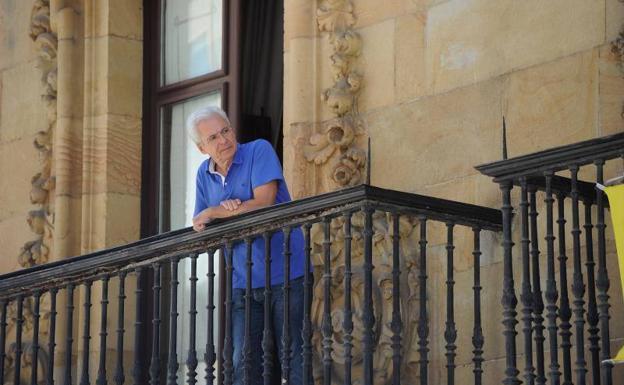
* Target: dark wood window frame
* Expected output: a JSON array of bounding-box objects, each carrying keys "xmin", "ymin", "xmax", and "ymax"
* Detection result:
[
  {"xmin": 142, "ymin": 0, "xmax": 241, "ymax": 237},
  {"xmin": 141, "ymin": 3, "xmax": 241, "ymax": 384}
]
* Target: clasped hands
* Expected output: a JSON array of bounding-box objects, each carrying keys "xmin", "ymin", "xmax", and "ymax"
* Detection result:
[{"xmin": 192, "ymin": 199, "xmax": 242, "ymax": 232}]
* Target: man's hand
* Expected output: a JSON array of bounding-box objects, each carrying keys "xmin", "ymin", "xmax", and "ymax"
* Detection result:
[
  {"xmin": 192, "ymin": 181, "xmax": 278, "ymax": 232},
  {"xmin": 220, "ymin": 199, "xmax": 241, "ymax": 211},
  {"xmin": 192, "ymin": 208, "xmax": 212, "ymax": 232}
]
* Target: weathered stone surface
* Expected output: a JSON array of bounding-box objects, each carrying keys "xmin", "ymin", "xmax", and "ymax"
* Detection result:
[
  {"xmin": 0, "ymin": 138, "xmax": 39, "ymax": 221},
  {"xmin": 358, "ymin": 19, "xmax": 395, "ymax": 112},
  {"xmin": 0, "ymin": 0, "xmax": 38, "ymax": 71},
  {"xmin": 84, "ymin": 36, "xmax": 142, "ymax": 118},
  {"xmin": 0, "ymin": 60, "xmax": 48, "ymax": 143},
  {"xmin": 598, "ymin": 45, "xmax": 624, "ymax": 136},
  {"xmin": 284, "ymin": 0, "xmax": 318, "ymax": 44},
  {"xmin": 0, "ymin": 215, "xmax": 33, "ymax": 274},
  {"xmin": 607, "ymin": 0, "xmax": 624, "ymax": 43},
  {"xmin": 504, "ymin": 49, "xmax": 599, "ymax": 157},
  {"xmin": 80, "ymin": 192, "xmax": 140, "ymax": 253},
  {"xmin": 108, "ymin": 37, "xmax": 142, "ymax": 117},
  {"xmin": 81, "ymin": 114, "xmax": 141, "ymax": 196},
  {"xmin": 366, "ymin": 76, "xmax": 504, "ymax": 189},
  {"xmin": 284, "ymin": 37, "xmax": 327, "ymax": 125},
  {"xmin": 395, "ymin": 12, "xmax": 427, "ymax": 102},
  {"xmin": 426, "ymin": 0, "xmax": 605, "ymax": 95},
  {"xmin": 353, "ymin": 0, "xmax": 405, "ymax": 28},
  {"xmin": 84, "ymin": 0, "xmax": 143, "ymax": 40}
]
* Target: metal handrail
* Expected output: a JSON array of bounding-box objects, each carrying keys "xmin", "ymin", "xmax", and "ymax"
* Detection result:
[{"xmin": 0, "ymin": 184, "xmax": 502, "ymax": 300}]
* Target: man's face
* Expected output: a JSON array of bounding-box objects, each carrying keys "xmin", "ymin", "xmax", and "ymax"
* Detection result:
[{"xmin": 196, "ymin": 115, "xmax": 237, "ymax": 164}]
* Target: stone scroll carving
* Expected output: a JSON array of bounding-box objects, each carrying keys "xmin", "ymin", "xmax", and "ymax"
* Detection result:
[
  {"xmin": 310, "ymin": 213, "xmax": 422, "ymax": 384},
  {"xmin": 3, "ymin": 1, "xmax": 58, "ymax": 382},
  {"xmin": 305, "ymin": 0, "xmax": 367, "ymax": 188},
  {"xmin": 20, "ymin": 0, "xmax": 57, "ymax": 268}
]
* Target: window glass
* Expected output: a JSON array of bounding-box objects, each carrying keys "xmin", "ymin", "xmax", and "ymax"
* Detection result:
[
  {"xmin": 159, "ymin": 91, "xmax": 221, "ymax": 232},
  {"xmin": 161, "ymin": 0, "xmax": 223, "ymax": 85}
]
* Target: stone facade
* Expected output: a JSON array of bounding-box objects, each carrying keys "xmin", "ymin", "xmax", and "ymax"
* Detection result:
[
  {"xmin": 283, "ymin": 0, "xmax": 624, "ymax": 384},
  {"xmin": 0, "ymin": 0, "xmax": 622, "ymax": 384}
]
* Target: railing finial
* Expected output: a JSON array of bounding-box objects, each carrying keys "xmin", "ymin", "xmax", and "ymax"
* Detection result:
[{"xmin": 502, "ymin": 116, "xmax": 508, "ymax": 160}]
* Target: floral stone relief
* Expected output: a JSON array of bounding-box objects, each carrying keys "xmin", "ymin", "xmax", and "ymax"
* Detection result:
[
  {"xmin": 309, "ymin": 212, "xmax": 423, "ymax": 384},
  {"xmin": 305, "ymin": 0, "xmax": 367, "ymax": 188}
]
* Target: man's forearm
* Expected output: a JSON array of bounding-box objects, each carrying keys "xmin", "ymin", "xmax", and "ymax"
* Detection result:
[{"xmin": 201, "ymin": 199, "xmax": 272, "ymax": 220}]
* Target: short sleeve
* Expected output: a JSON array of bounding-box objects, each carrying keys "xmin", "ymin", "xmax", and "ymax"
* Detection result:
[
  {"xmin": 193, "ymin": 165, "xmax": 208, "ymax": 217},
  {"xmin": 250, "ymin": 140, "xmax": 284, "ymax": 190}
]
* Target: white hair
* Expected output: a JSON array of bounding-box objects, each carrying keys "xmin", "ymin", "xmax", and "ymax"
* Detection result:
[{"xmin": 186, "ymin": 106, "xmax": 231, "ymax": 145}]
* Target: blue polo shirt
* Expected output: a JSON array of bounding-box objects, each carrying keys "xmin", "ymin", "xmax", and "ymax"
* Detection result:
[{"xmin": 194, "ymin": 139, "xmax": 306, "ymax": 289}]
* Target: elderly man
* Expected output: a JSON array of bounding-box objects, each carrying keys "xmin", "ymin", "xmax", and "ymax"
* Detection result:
[{"xmin": 188, "ymin": 106, "xmax": 306, "ymax": 385}]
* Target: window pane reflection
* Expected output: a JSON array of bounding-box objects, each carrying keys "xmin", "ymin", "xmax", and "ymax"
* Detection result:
[
  {"xmin": 159, "ymin": 91, "xmax": 221, "ymax": 232},
  {"xmin": 162, "ymin": 0, "xmax": 223, "ymax": 85}
]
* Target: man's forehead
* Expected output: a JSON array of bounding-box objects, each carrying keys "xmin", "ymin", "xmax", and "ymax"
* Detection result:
[{"xmin": 197, "ymin": 116, "xmax": 229, "ymax": 133}]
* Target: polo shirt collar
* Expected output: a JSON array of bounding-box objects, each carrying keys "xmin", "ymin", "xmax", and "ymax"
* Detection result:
[{"xmin": 206, "ymin": 143, "xmax": 242, "ymax": 175}]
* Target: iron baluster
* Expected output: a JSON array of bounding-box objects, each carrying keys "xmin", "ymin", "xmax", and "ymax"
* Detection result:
[
  {"xmin": 595, "ymin": 160, "xmax": 612, "ymax": 385},
  {"xmin": 167, "ymin": 258, "xmax": 180, "ymax": 385},
  {"xmin": 519, "ymin": 178, "xmax": 535, "ymax": 385},
  {"xmin": 64, "ymin": 284, "xmax": 75, "ymax": 385},
  {"xmin": 149, "ymin": 263, "xmax": 162, "ymax": 385},
  {"xmin": 31, "ymin": 291, "xmax": 41, "ymax": 385},
  {"xmin": 391, "ymin": 213, "xmax": 402, "ymax": 385},
  {"xmin": 584, "ymin": 198, "xmax": 600, "ymax": 385},
  {"xmin": 244, "ymin": 239, "xmax": 253, "ymax": 385},
  {"xmin": 322, "ymin": 218, "xmax": 332, "ymax": 385},
  {"xmin": 223, "ymin": 243, "xmax": 234, "ymax": 385},
  {"xmin": 282, "ymin": 227, "xmax": 292, "ymax": 384},
  {"xmin": 47, "ymin": 288, "xmax": 58, "ymax": 385},
  {"xmin": 544, "ymin": 173, "xmax": 560, "ymax": 385},
  {"xmin": 115, "ymin": 272, "xmax": 127, "ymax": 385},
  {"xmin": 133, "ymin": 268, "xmax": 145, "ymax": 385},
  {"xmin": 96, "ymin": 276, "xmax": 110, "ymax": 385},
  {"xmin": 557, "ymin": 193, "xmax": 573, "ymax": 385},
  {"xmin": 187, "ymin": 254, "xmax": 199, "ymax": 385},
  {"xmin": 205, "ymin": 250, "xmax": 216, "ymax": 385},
  {"xmin": 418, "ymin": 217, "xmax": 429, "ymax": 385},
  {"xmin": 500, "ymin": 182, "xmax": 520, "ymax": 385},
  {"xmin": 262, "ymin": 234, "xmax": 273, "ymax": 385},
  {"xmin": 529, "ymin": 187, "xmax": 546, "ymax": 385},
  {"xmin": 362, "ymin": 207, "xmax": 375, "ymax": 385},
  {"xmin": 472, "ymin": 228, "xmax": 484, "ymax": 385},
  {"xmin": 302, "ymin": 225, "xmax": 313, "ymax": 385},
  {"xmin": 14, "ymin": 295, "xmax": 24, "ymax": 385},
  {"xmin": 444, "ymin": 223, "xmax": 457, "ymax": 385},
  {"xmin": 570, "ymin": 165, "xmax": 587, "ymax": 385},
  {"xmin": 343, "ymin": 212, "xmax": 354, "ymax": 385},
  {"xmin": 80, "ymin": 281, "xmax": 92, "ymax": 385}
]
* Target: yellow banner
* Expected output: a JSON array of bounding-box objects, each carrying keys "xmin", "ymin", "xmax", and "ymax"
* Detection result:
[{"xmin": 604, "ymin": 183, "xmax": 624, "ymax": 363}]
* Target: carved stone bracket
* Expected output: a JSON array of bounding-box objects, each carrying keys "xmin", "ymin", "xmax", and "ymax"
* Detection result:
[
  {"xmin": 20, "ymin": 0, "xmax": 57, "ymax": 267},
  {"xmin": 307, "ymin": 0, "xmax": 366, "ymax": 188}
]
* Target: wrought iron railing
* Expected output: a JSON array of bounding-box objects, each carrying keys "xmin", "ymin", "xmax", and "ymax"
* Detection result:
[
  {"xmin": 477, "ymin": 132, "xmax": 624, "ymax": 385},
  {"xmin": 0, "ymin": 185, "xmax": 504, "ymax": 385}
]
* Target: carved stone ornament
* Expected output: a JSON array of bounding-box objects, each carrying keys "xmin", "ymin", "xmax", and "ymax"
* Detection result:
[
  {"xmin": 3, "ymin": 1, "xmax": 59, "ymax": 382},
  {"xmin": 309, "ymin": 212, "xmax": 422, "ymax": 384},
  {"xmin": 611, "ymin": 19, "xmax": 624, "ymax": 117},
  {"xmin": 306, "ymin": 0, "xmax": 366, "ymax": 189},
  {"xmin": 20, "ymin": 0, "xmax": 57, "ymax": 268}
]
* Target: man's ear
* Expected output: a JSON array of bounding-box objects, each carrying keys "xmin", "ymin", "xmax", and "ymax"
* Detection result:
[{"xmin": 197, "ymin": 143, "xmax": 209, "ymax": 155}]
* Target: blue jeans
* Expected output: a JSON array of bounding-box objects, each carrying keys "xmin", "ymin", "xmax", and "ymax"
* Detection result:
[{"xmin": 231, "ymin": 276, "xmax": 306, "ymax": 385}]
